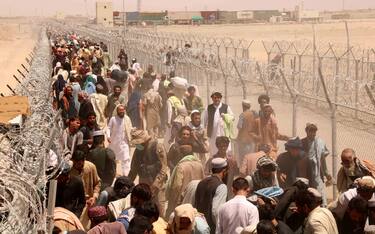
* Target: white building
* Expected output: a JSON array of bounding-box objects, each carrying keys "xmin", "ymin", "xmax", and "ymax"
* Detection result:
[{"xmin": 96, "ymin": 1, "xmax": 113, "ymax": 27}]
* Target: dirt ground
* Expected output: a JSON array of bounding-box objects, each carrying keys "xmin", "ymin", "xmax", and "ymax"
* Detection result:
[
  {"xmin": 0, "ymin": 19, "xmax": 37, "ymax": 95},
  {"xmin": 156, "ymin": 21, "xmax": 375, "ymax": 200},
  {"xmin": 157, "ymin": 20, "xmax": 375, "ymax": 60}
]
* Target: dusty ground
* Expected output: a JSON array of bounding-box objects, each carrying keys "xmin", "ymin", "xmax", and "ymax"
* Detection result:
[
  {"xmin": 0, "ymin": 19, "xmax": 37, "ymax": 95},
  {"xmin": 157, "ymin": 20, "xmax": 375, "ymax": 60},
  {"xmin": 157, "ymin": 21, "xmax": 375, "ymax": 200}
]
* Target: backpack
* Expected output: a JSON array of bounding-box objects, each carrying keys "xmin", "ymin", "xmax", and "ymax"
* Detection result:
[{"xmin": 138, "ymin": 141, "xmax": 162, "ymax": 181}]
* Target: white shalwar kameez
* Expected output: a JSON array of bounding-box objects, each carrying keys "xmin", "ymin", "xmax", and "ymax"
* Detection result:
[
  {"xmin": 106, "ymin": 115, "xmax": 131, "ymax": 176},
  {"xmin": 204, "ymin": 102, "xmax": 234, "ymax": 156}
]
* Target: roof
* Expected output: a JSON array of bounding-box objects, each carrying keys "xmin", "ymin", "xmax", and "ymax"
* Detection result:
[{"xmin": 0, "ymin": 96, "xmax": 30, "ymax": 124}]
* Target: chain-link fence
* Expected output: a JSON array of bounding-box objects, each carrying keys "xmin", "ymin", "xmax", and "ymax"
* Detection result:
[{"xmin": 52, "ymin": 21, "xmax": 375, "ymax": 201}]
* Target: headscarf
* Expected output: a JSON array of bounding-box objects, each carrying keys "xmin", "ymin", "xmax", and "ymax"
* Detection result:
[
  {"xmin": 84, "ymin": 75, "xmax": 96, "ymax": 89},
  {"xmin": 54, "ymin": 74, "xmax": 66, "ymax": 99},
  {"xmin": 170, "ymin": 204, "xmax": 196, "ymax": 233}
]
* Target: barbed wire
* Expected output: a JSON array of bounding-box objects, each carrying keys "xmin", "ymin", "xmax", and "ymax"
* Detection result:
[{"xmin": 0, "ymin": 27, "xmax": 66, "ymax": 233}]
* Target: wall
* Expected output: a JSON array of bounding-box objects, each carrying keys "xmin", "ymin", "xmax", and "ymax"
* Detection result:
[
  {"xmin": 218, "ymin": 11, "xmax": 238, "ymax": 22},
  {"xmin": 253, "ymin": 10, "xmax": 281, "ymax": 21}
]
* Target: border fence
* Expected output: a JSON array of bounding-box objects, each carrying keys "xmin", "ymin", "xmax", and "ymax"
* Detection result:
[
  {"xmin": 0, "ymin": 28, "xmax": 66, "ymax": 233},
  {"xmin": 55, "ymin": 21, "xmax": 375, "ymax": 200},
  {"xmin": 1, "ymin": 21, "xmax": 373, "ymax": 232}
]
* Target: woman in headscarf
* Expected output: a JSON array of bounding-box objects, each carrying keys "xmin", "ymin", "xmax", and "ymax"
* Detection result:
[
  {"xmin": 96, "ymin": 75, "xmax": 109, "ymax": 96},
  {"xmin": 84, "ymin": 74, "xmax": 97, "ymax": 95},
  {"xmin": 53, "ymin": 74, "xmax": 66, "ymax": 107},
  {"xmin": 127, "ymin": 82, "xmax": 143, "ymax": 129},
  {"xmin": 167, "ymin": 204, "xmax": 210, "ymax": 234}
]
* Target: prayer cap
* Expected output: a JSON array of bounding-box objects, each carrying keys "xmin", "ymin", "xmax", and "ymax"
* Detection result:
[
  {"xmin": 88, "ymin": 206, "xmax": 107, "ymax": 219},
  {"xmin": 190, "ymin": 110, "xmax": 200, "ymax": 116},
  {"xmin": 92, "ymin": 130, "xmax": 105, "ymax": 137},
  {"xmin": 211, "ymin": 158, "xmax": 227, "ymax": 169}
]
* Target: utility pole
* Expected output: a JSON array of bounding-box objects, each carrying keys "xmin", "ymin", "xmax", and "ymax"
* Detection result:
[
  {"xmin": 123, "ymin": 0, "xmax": 126, "ymax": 31},
  {"xmin": 137, "ymin": 0, "xmax": 141, "ymax": 12}
]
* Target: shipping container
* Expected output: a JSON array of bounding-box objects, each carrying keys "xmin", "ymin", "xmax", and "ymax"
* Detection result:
[
  {"xmin": 331, "ymin": 13, "xmax": 350, "ymax": 20},
  {"xmin": 126, "ymin": 12, "xmax": 139, "ymax": 21},
  {"xmin": 236, "ymin": 10, "xmax": 254, "ymax": 20},
  {"xmin": 218, "ymin": 11, "xmax": 237, "ymax": 22},
  {"xmin": 253, "ymin": 10, "xmax": 280, "ymax": 21},
  {"xmin": 139, "ymin": 12, "xmax": 167, "ymax": 21},
  {"xmin": 201, "ymin": 11, "xmax": 219, "ymax": 21},
  {"xmin": 167, "ymin": 11, "xmax": 201, "ymax": 20}
]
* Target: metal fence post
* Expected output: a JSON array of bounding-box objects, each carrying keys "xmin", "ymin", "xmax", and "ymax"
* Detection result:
[
  {"xmin": 332, "ymin": 106, "xmax": 338, "ymax": 200},
  {"xmin": 318, "ymin": 66, "xmax": 338, "ymax": 200},
  {"xmin": 292, "ymin": 96, "xmax": 298, "ymax": 137},
  {"xmin": 46, "ymin": 180, "xmax": 57, "ymax": 234},
  {"xmin": 355, "ymin": 59, "xmax": 359, "ymax": 119}
]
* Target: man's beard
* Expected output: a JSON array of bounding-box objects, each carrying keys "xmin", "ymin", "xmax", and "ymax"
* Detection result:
[
  {"xmin": 344, "ymin": 163, "xmax": 356, "ymax": 177},
  {"xmin": 118, "ymin": 114, "xmax": 125, "ymax": 118}
]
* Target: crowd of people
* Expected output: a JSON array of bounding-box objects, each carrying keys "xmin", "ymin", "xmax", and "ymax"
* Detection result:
[{"xmin": 48, "ymin": 31, "xmax": 375, "ymax": 234}]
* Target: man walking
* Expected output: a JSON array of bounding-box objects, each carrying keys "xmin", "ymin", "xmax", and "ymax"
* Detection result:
[
  {"xmin": 188, "ymin": 110, "xmax": 209, "ymax": 164},
  {"xmin": 90, "ymin": 85, "xmax": 108, "ymax": 129},
  {"xmin": 301, "ymin": 123, "xmax": 332, "ymax": 206},
  {"xmin": 195, "ymin": 158, "xmax": 228, "ymax": 234},
  {"xmin": 128, "ymin": 129, "xmax": 168, "ymax": 216},
  {"xmin": 204, "ymin": 92, "xmax": 234, "ymax": 155},
  {"xmin": 87, "ymin": 130, "xmax": 116, "ymax": 189},
  {"xmin": 184, "ymin": 86, "xmax": 204, "ymax": 114},
  {"xmin": 105, "ymin": 85, "xmax": 126, "ymax": 120},
  {"xmin": 165, "ymin": 144, "xmax": 205, "ymax": 218},
  {"xmin": 143, "ymin": 84, "xmax": 163, "ymax": 139},
  {"xmin": 216, "ymin": 177, "xmax": 259, "ymax": 234},
  {"xmin": 236, "ymin": 100, "xmax": 256, "ymax": 164},
  {"xmin": 252, "ymin": 104, "xmax": 289, "ymax": 157},
  {"xmin": 106, "ymin": 104, "xmax": 133, "ymax": 176}
]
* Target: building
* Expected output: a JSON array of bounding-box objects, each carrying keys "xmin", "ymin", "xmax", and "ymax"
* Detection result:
[
  {"xmin": 295, "ymin": 2, "xmax": 321, "ymax": 22},
  {"xmin": 55, "ymin": 12, "xmax": 65, "ymax": 21},
  {"xmin": 96, "ymin": 1, "xmax": 113, "ymax": 27}
]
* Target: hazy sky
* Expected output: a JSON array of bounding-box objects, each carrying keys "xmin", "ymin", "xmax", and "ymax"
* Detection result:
[{"xmin": 1, "ymin": 0, "xmax": 374, "ymax": 17}]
